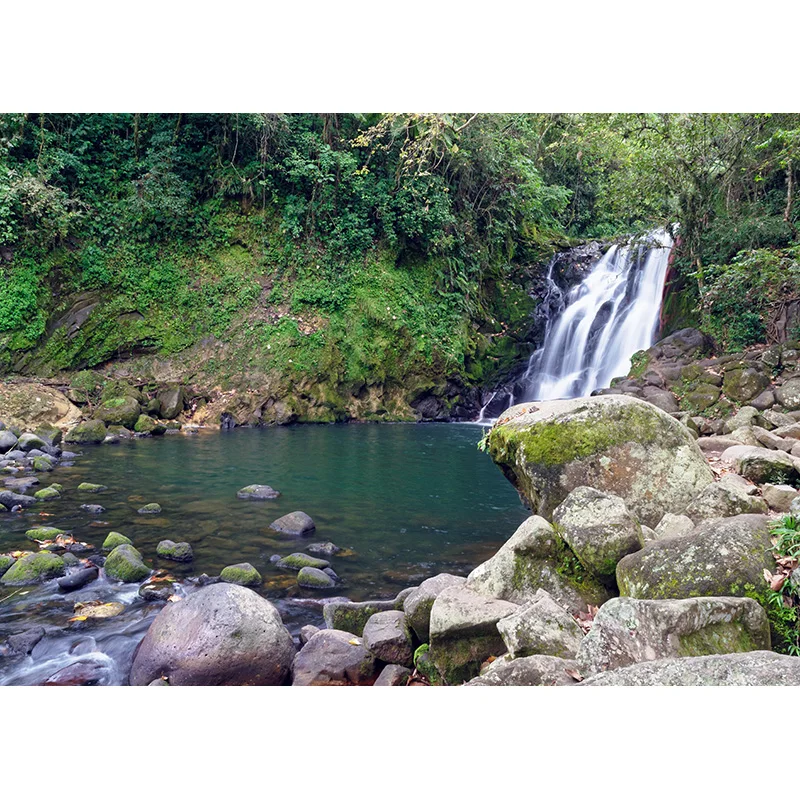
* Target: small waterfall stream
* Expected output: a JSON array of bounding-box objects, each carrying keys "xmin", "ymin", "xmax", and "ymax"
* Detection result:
[{"xmin": 478, "ymin": 230, "xmax": 673, "ymax": 419}]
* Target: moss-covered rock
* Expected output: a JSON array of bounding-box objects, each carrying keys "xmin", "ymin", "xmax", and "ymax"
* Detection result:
[
  {"xmin": 102, "ymin": 531, "xmax": 133, "ymax": 551},
  {"xmin": 94, "ymin": 395, "xmax": 141, "ymax": 428},
  {"xmin": 322, "ymin": 599, "xmax": 400, "ymax": 635},
  {"xmin": 685, "ymin": 475, "xmax": 768, "ymax": 521},
  {"xmin": 722, "ymin": 367, "xmax": 769, "ymax": 403},
  {"xmin": 78, "ymin": 482, "xmax": 108, "ymax": 493},
  {"xmin": 26, "ymin": 526, "xmax": 66, "ymax": 541},
  {"xmin": 721, "ymin": 445, "xmax": 798, "ymax": 485},
  {"xmin": 0, "ymin": 554, "xmax": 16, "ymax": 577},
  {"xmin": 486, "ymin": 396, "xmax": 714, "ymax": 527},
  {"xmin": 156, "ymin": 540, "xmax": 193, "ymax": 562},
  {"xmin": 17, "ymin": 432, "xmax": 48, "ymax": 451},
  {"xmin": 296, "ymin": 566, "xmax": 335, "ymax": 589},
  {"xmin": 133, "ymin": 414, "xmax": 166, "ymax": 435},
  {"xmin": 104, "ymin": 544, "xmax": 150, "ymax": 583},
  {"xmin": 275, "ymin": 552, "xmax": 329, "ymax": 572},
  {"xmin": 64, "ymin": 418, "xmax": 107, "ymax": 444},
  {"xmin": 220, "ymin": 562, "xmax": 261, "ymax": 587},
  {"xmin": 1, "ymin": 552, "xmax": 65, "ymax": 585},
  {"xmin": 34, "ymin": 486, "xmax": 61, "ymax": 500},
  {"xmin": 137, "ymin": 503, "xmax": 162, "ymax": 514},
  {"xmin": 403, "ymin": 573, "xmax": 466, "ymax": 642},
  {"xmin": 34, "ymin": 423, "xmax": 62, "ymax": 446},
  {"xmin": 32, "ymin": 456, "xmax": 53, "ymax": 472}
]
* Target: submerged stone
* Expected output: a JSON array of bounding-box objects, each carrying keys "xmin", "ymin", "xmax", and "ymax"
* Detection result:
[{"xmin": 237, "ymin": 484, "xmax": 281, "ymax": 500}]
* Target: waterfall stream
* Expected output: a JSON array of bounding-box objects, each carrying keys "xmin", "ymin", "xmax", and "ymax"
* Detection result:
[{"xmin": 478, "ymin": 230, "xmax": 673, "ymax": 419}]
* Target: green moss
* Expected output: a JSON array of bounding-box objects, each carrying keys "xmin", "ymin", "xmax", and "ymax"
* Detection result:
[
  {"xmin": 64, "ymin": 419, "xmax": 107, "ymax": 444},
  {"xmin": 276, "ymin": 553, "xmax": 329, "ymax": 571},
  {"xmin": 103, "ymin": 531, "xmax": 133, "ymax": 551},
  {"xmin": 34, "ymin": 486, "xmax": 61, "ymax": 500},
  {"xmin": 676, "ymin": 621, "xmax": 761, "ymax": 657},
  {"xmin": 32, "ymin": 457, "xmax": 53, "ymax": 472},
  {"xmin": 78, "ymin": 482, "xmax": 107, "ymax": 493},
  {"xmin": 104, "ymin": 544, "xmax": 150, "ymax": 583},
  {"xmin": 628, "ymin": 350, "xmax": 650, "ymax": 379},
  {"xmin": 0, "ymin": 555, "xmax": 15, "ymax": 577},
  {"xmin": 220, "ymin": 562, "xmax": 261, "ymax": 587},
  {"xmin": 430, "ymin": 633, "xmax": 506, "ymax": 685},
  {"xmin": 413, "ymin": 644, "xmax": 442, "ymax": 685},
  {"xmin": 1, "ymin": 552, "xmax": 65, "ymax": 585},
  {"xmin": 26, "ymin": 526, "xmax": 66, "ymax": 541}
]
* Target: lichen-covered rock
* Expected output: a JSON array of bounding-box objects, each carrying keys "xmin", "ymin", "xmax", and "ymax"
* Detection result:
[
  {"xmin": 577, "ymin": 596, "xmax": 770, "ymax": 676},
  {"xmin": 776, "ymin": 377, "xmax": 800, "ymax": 411},
  {"xmin": 466, "ymin": 654, "xmax": 581, "ymax": 686},
  {"xmin": 133, "ymin": 414, "xmax": 166, "ymax": 435},
  {"xmin": 761, "ymin": 484, "xmax": 798, "ymax": 513},
  {"xmin": 496, "ymin": 589, "xmax": 585, "ymax": 659},
  {"xmin": 1, "ymin": 552, "xmax": 65, "ymax": 585},
  {"xmin": 362, "ymin": 610, "xmax": 414, "ymax": 667},
  {"xmin": 465, "ymin": 516, "xmax": 610, "ymax": 615},
  {"xmin": 683, "ymin": 384, "xmax": 721, "ymax": 411},
  {"xmin": 722, "ymin": 407, "xmax": 760, "ymax": 434},
  {"xmin": 722, "ymin": 368, "xmax": 769, "ymax": 403},
  {"xmin": 685, "ymin": 475, "xmax": 769, "ymax": 521},
  {"xmin": 275, "ymin": 553, "xmax": 330, "ymax": 572},
  {"xmin": 552, "ymin": 487, "xmax": 643, "ymax": 581},
  {"xmin": 429, "ymin": 584, "xmax": 518, "ymax": 684},
  {"xmin": 616, "ymin": 514, "xmax": 773, "ymax": 600},
  {"xmin": 269, "ymin": 511, "xmax": 315, "ymax": 535},
  {"xmin": 292, "ymin": 629, "xmax": 377, "ymax": 686},
  {"xmin": 65, "ymin": 419, "xmax": 107, "ymax": 444},
  {"xmin": 752, "ymin": 426, "xmax": 793, "ymax": 452},
  {"xmin": 486, "ymin": 396, "xmax": 714, "ymax": 527},
  {"xmin": 78, "ymin": 482, "xmax": 107, "ymax": 493},
  {"xmin": 580, "ymin": 651, "xmax": 800, "ymax": 686},
  {"xmin": 237, "ymin": 484, "xmax": 280, "ymax": 500},
  {"xmin": 25, "ymin": 526, "xmax": 66, "ymax": 541},
  {"xmin": 403, "ymin": 573, "xmax": 466, "ymax": 642},
  {"xmin": 104, "ymin": 544, "xmax": 150, "ymax": 583},
  {"xmin": 102, "ymin": 531, "xmax": 133, "ymax": 551},
  {"xmin": 220, "ymin": 562, "xmax": 261, "ymax": 587},
  {"xmin": 720, "ymin": 445, "xmax": 797, "ymax": 485},
  {"xmin": 297, "ymin": 566, "xmax": 336, "ymax": 589},
  {"xmin": 306, "ymin": 541, "xmax": 341, "ymax": 557},
  {"xmin": 0, "ymin": 383, "xmax": 81, "ymax": 430},
  {"xmin": 137, "ymin": 503, "xmax": 162, "ymax": 514},
  {"xmin": 94, "ymin": 396, "xmax": 141, "ymax": 428},
  {"xmin": 156, "ymin": 540, "xmax": 194, "ymax": 562},
  {"xmin": 652, "ymin": 513, "xmax": 695, "ymax": 540},
  {"xmin": 130, "ymin": 583, "xmax": 295, "ymax": 685}
]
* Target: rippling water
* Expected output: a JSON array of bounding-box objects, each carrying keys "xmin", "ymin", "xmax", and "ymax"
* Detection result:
[{"xmin": 0, "ymin": 423, "xmax": 527, "ymax": 684}]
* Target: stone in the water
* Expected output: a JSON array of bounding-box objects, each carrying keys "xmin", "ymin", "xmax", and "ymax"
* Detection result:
[
  {"xmin": 130, "ymin": 583, "xmax": 295, "ymax": 685},
  {"xmin": 580, "ymin": 651, "xmax": 800, "ymax": 686},
  {"xmin": 64, "ymin": 419, "xmax": 107, "ymax": 444},
  {"xmin": 486, "ymin": 396, "xmax": 715, "ymax": 527},
  {"xmin": 270, "ymin": 511, "xmax": 315, "ymax": 535},
  {"xmin": 104, "ymin": 544, "xmax": 150, "ymax": 583},
  {"xmin": 34, "ymin": 486, "xmax": 61, "ymax": 501},
  {"xmin": 139, "ymin": 577, "xmax": 177, "ymax": 602},
  {"xmin": 307, "ymin": 541, "xmax": 341, "ymax": 557},
  {"xmin": 577, "ymin": 596, "xmax": 770, "ymax": 677},
  {"xmin": 297, "ymin": 566, "xmax": 335, "ymax": 589},
  {"xmin": 0, "ymin": 555, "xmax": 15, "ymax": 577},
  {"xmin": 6, "ymin": 627, "xmax": 45, "ymax": 656},
  {"xmin": 78, "ymin": 482, "xmax": 107, "ymax": 493},
  {"xmin": 26, "ymin": 526, "xmax": 66, "ymax": 541},
  {"xmin": 220, "ymin": 562, "xmax": 261, "ymax": 587},
  {"xmin": 237, "ymin": 484, "xmax": 281, "ymax": 500},
  {"xmin": 362, "ymin": 610, "xmax": 414, "ymax": 667},
  {"xmin": 102, "ymin": 531, "xmax": 133, "ymax": 551},
  {"xmin": 0, "ymin": 490, "xmax": 37, "ymax": 510},
  {"xmin": 292, "ymin": 629, "xmax": 377, "ymax": 686},
  {"xmin": 496, "ymin": 589, "xmax": 585, "ymax": 659},
  {"xmin": 323, "ymin": 599, "xmax": 401, "ymax": 636},
  {"xmin": 403, "ymin": 573, "xmax": 466, "ymax": 642},
  {"xmin": 1, "ymin": 552, "xmax": 65, "ymax": 585},
  {"xmin": 137, "ymin": 503, "xmax": 162, "ymax": 514},
  {"xmin": 466, "ymin": 654, "xmax": 581, "ymax": 686},
  {"xmin": 80, "ymin": 504, "xmax": 106, "ymax": 514},
  {"xmin": 3, "ymin": 476, "xmax": 39, "ymax": 492},
  {"xmin": 275, "ymin": 552, "xmax": 330, "ymax": 572},
  {"xmin": 156, "ymin": 540, "xmax": 194, "ymax": 562},
  {"xmin": 552, "ymin": 486, "xmax": 643, "ymax": 581},
  {"xmin": 58, "ymin": 566, "xmax": 100, "ymax": 592},
  {"xmin": 373, "ymin": 664, "xmax": 412, "ymax": 686}
]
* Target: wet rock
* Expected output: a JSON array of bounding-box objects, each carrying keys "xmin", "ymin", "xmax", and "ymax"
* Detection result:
[
  {"xmin": 0, "ymin": 430, "xmax": 18, "ymax": 453},
  {"xmin": 94, "ymin": 396, "xmax": 141, "ymax": 428},
  {"xmin": 496, "ymin": 589, "xmax": 585, "ymax": 659},
  {"xmin": 102, "ymin": 531, "xmax": 133, "ymax": 551},
  {"xmin": 16, "ymin": 432, "xmax": 47, "ymax": 452},
  {"xmin": 685, "ymin": 475, "xmax": 769, "ymax": 521},
  {"xmin": 0, "ymin": 490, "xmax": 37, "ymax": 510},
  {"xmin": 362, "ymin": 610, "xmax": 414, "ymax": 667},
  {"xmin": 466, "ymin": 654, "xmax": 581, "ymax": 686},
  {"xmin": 1, "ymin": 552, "xmax": 66, "ymax": 585},
  {"xmin": 307, "ymin": 541, "xmax": 341, "ymax": 557},
  {"xmin": 402, "ymin": 573, "xmax": 466, "ymax": 642},
  {"xmin": 297, "ymin": 566, "xmax": 336, "ymax": 589},
  {"xmin": 31, "ymin": 456, "xmax": 54, "ymax": 472},
  {"xmin": 58, "ymin": 566, "xmax": 99, "ymax": 592},
  {"xmin": 616, "ymin": 514, "xmax": 773, "ymax": 600},
  {"xmin": 156, "ymin": 540, "xmax": 193, "ymax": 562},
  {"xmin": 652, "ymin": 513, "xmax": 695, "ymax": 540},
  {"xmin": 104, "ymin": 544, "xmax": 150, "ymax": 583},
  {"xmin": 130, "ymin": 583, "xmax": 295, "ymax": 685},
  {"xmin": 552, "ymin": 486, "xmax": 643, "ymax": 581},
  {"xmin": 220, "ymin": 562, "xmax": 261, "ymax": 587},
  {"xmin": 429, "ymin": 584, "xmax": 518, "ymax": 684},
  {"xmin": 78, "ymin": 482, "xmax": 107, "ymax": 493},
  {"xmin": 577, "ymin": 596, "xmax": 770, "ymax": 677},
  {"xmin": 292, "ymin": 629, "xmax": 377, "ymax": 686},
  {"xmin": 237, "ymin": 484, "xmax": 281, "ymax": 500},
  {"xmin": 26, "ymin": 526, "xmax": 66, "ymax": 541},
  {"xmin": 721, "ymin": 445, "xmax": 797, "ymax": 485},
  {"xmin": 7, "ymin": 627, "xmax": 45, "ymax": 656},
  {"xmin": 3, "ymin": 476, "xmax": 39, "ymax": 492},
  {"xmin": 762, "ymin": 483, "xmax": 798, "ymax": 513},
  {"xmin": 139, "ymin": 577, "xmax": 177, "ymax": 602},
  {"xmin": 466, "ymin": 515, "xmax": 609, "ymax": 615},
  {"xmin": 270, "ymin": 511, "xmax": 315, "ymax": 535},
  {"xmin": 34, "ymin": 486, "xmax": 61, "ymax": 501},
  {"xmin": 137, "ymin": 503, "xmax": 162, "ymax": 514},
  {"xmin": 80, "ymin": 504, "xmax": 106, "ymax": 514},
  {"xmin": 276, "ymin": 552, "xmax": 329, "ymax": 572},
  {"xmin": 486, "ymin": 395, "xmax": 714, "ymax": 527},
  {"xmin": 64, "ymin": 419, "xmax": 107, "ymax": 444},
  {"xmin": 374, "ymin": 663, "xmax": 412, "ymax": 686},
  {"xmin": 580, "ymin": 651, "xmax": 800, "ymax": 686}
]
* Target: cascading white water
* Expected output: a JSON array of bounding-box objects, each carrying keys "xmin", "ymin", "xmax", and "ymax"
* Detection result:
[{"xmin": 522, "ymin": 229, "xmax": 673, "ymax": 402}]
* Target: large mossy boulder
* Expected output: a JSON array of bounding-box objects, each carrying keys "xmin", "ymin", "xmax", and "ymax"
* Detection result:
[
  {"xmin": 1, "ymin": 552, "xmax": 65, "ymax": 585},
  {"xmin": 465, "ymin": 515, "xmax": 610, "ymax": 615},
  {"xmin": 130, "ymin": 583, "xmax": 295, "ymax": 685},
  {"xmin": 580, "ymin": 651, "xmax": 800, "ymax": 686},
  {"xmin": 102, "ymin": 531, "xmax": 133, "ymax": 551},
  {"xmin": 64, "ymin": 418, "xmax": 107, "ymax": 444},
  {"xmin": 616, "ymin": 514, "xmax": 773, "ymax": 601},
  {"xmin": 722, "ymin": 367, "xmax": 769, "ymax": 403},
  {"xmin": 104, "ymin": 544, "xmax": 150, "ymax": 583},
  {"xmin": 94, "ymin": 396, "xmax": 141, "ymax": 428},
  {"xmin": 486, "ymin": 396, "xmax": 714, "ymax": 527},
  {"xmin": 577, "ymin": 596, "xmax": 770, "ymax": 676}
]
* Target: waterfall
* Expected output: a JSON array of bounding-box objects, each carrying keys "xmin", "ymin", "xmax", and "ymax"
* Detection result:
[{"xmin": 477, "ymin": 229, "xmax": 673, "ymax": 419}]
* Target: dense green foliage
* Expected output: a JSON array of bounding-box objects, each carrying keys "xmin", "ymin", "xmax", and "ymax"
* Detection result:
[
  {"xmin": 766, "ymin": 515, "xmax": 800, "ymax": 656},
  {"xmin": 0, "ymin": 113, "xmax": 798, "ymax": 387}
]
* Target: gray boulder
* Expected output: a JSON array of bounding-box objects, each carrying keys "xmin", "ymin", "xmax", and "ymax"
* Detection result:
[
  {"xmin": 753, "ymin": 426, "xmax": 794, "ymax": 452},
  {"xmin": 323, "ymin": 598, "xmax": 404, "ymax": 636},
  {"xmin": 297, "ymin": 566, "xmax": 335, "ymax": 589},
  {"xmin": 721, "ymin": 445, "xmax": 797, "ymax": 485},
  {"xmin": 581, "ymin": 651, "xmax": 800, "ymax": 686},
  {"xmin": 130, "ymin": 583, "xmax": 295, "ymax": 685},
  {"xmin": 292, "ymin": 629, "xmax": 377, "ymax": 686},
  {"xmin": 156, "ymin": 540, "xmax": 194, "ymax": 562},
  {"xmin": 373, "ymin": 664, "xmax": 412, "ymax": 686},
  {"xmin": 157, "ymin": 384, "xmax": 184, "ymax": 419},
  {"xmin": 722, "ymin": 406, "xmax": 760, "ymax": 434},
  {"xmin": 776, "ymin": 377, "xmax": 800, "ymax": 410},
  {"xmin": 237, "ymin": 484, "xmax": 280, "ymax": 500},
  {"xmin": 616, "ymin": 515, "xmax": 773, "ymax": 600},
  {"xmin": 402, "ymin": 573, "xmax": 466, "ymax": 642},
  {"xmin": 684, "ymin": 475, "xmax": 768, "ymax": 521},
  {"xmin": 466, "ymin": 654, "xmax": 581, "ymax": 686},
  {"xmin": 362, "ymin": 610, "xmax": 414, "ymax": 667},
  {"xmin": 16, "ymin": 432, "xmax": 48, "ymax": 452},
  {"xmin": 761, "ymin": 483, "xmax": 798, "ymax": 513},
  {"xmin": 552, "ymin": 486, "xmax": 643, "ymax": 581},
  {"xmin": 496, "ymin": 589, "xmax": 585, "ymax": 659},
  {"xmin": 0, "ymin": 430, "xmax": 18, "ymax": 453},
  {"xmin": 652, "ymin": 513, "xmax": 695, "ymax": 540},
  {"xmin": 270, "ymin": 511, "xmax": 315, "ymax": 535},
  {"xmin": 0, "ymin": 490, "xmax": 37, "ymax": 510},
  {"xmin": 578, "ymin": 596, "xmax": 770, "ymax": 676}
]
